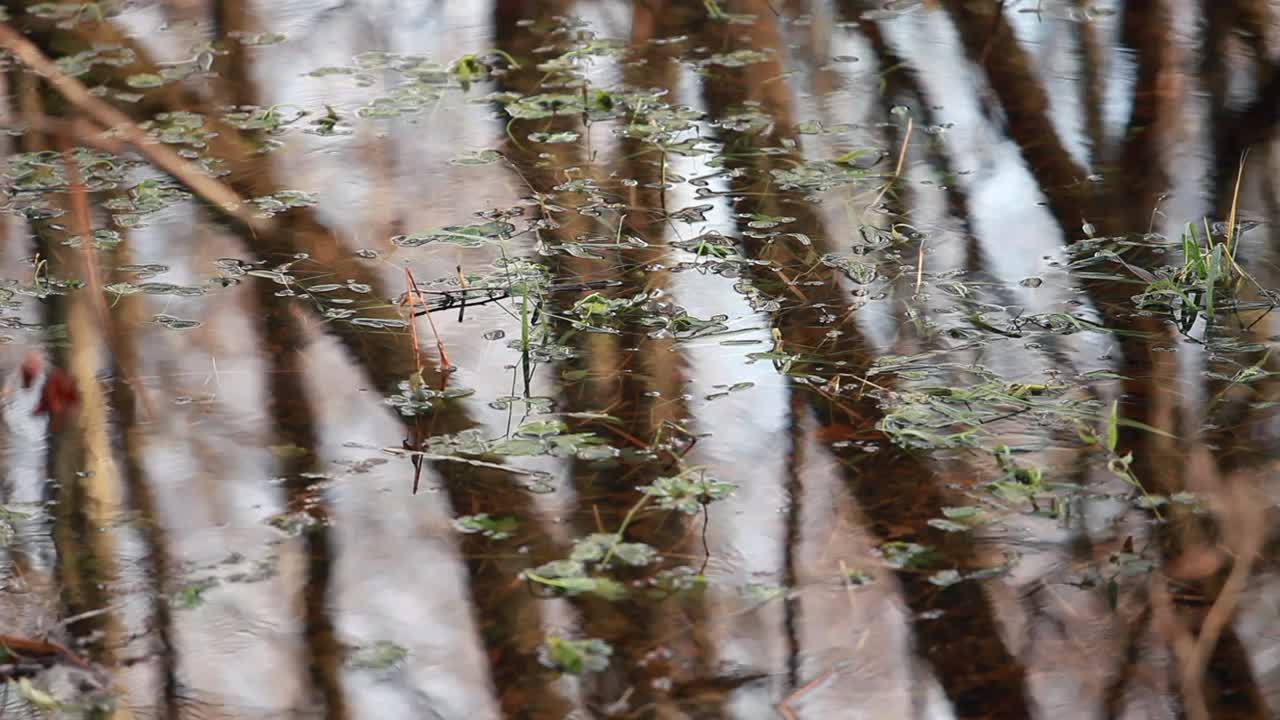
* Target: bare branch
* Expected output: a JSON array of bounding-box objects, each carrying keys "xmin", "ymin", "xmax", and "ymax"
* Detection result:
[{"xmin": 0, "ymin": 22, "xmax": 266, "ymax": 231}]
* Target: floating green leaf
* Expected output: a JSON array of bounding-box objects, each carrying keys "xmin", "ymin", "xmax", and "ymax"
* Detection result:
[
  {"xmin": 454, "ymin": 514, "xmax": 519, "ymax": 540},
  {"xmin": 173, "ymin": 577, "xmax": 220, "ymax": 609},
  {"xmin": 638, "ymin": 473, "xmax": 735, "ymax": 514},
  {"xmin": 392, "ymin": 221, "xmax": 514, "ymax": 248},
  {"xmin": 876, "ymin": 542, "xmax": 939, "ymax": 570},
  {"xmin": 538, "ymin": 636, "xmax": 612, "ymax": 674},
  {"xmin": 348, "ymin": 640, "xmax": 408, "ymax": 670}
]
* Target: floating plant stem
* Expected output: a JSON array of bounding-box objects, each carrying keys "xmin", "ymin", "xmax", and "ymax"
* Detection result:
[{"xmin": 598, "ymin": 493, "xmax": 652, "ymax": 568}]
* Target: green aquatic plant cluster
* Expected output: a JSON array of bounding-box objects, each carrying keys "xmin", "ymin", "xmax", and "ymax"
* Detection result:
[
  {"xmin": 1072, "ymin": 223, "xmax": 1275, "ymax": 339},
  {"xmin": 517, "ymin": 464, "xmax": 731, "ymax": 608}
]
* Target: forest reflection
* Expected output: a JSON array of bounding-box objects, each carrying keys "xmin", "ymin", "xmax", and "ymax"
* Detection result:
[{"xmin": 0, "ymin": 1, "xmax": 1278, "ymax": 719}]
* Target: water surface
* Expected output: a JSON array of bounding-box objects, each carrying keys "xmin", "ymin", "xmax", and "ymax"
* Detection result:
[{"xmin": 1, "ymin": 1, "xmax": 1278, "ymax": 718}]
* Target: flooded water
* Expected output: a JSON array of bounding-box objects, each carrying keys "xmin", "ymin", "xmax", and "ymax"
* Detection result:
[{"xmin": 0, "ymin": 0, "xmax": 1278, "ymax": 718}]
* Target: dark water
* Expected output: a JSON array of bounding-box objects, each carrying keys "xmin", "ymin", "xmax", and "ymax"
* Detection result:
[{"xmin": 0, "ymin": 1, "xmax": 1278, "ymax": 718}]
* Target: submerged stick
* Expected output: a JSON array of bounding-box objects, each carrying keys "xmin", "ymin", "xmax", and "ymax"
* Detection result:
[{"xmin": 0, "ymin": 634, "xmax": 95, "ymax": 673}]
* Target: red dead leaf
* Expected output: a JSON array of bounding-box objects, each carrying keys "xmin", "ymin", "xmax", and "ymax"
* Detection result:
[{"xmin": 35, "ymin": 366, "xmax": 79, "ymax": 428}]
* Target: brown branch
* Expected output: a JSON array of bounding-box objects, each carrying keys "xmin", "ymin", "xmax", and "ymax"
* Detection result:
[
  {"xmin": 0, "ymin": 634, "xmax": 95, "ymax": 673},
  {"xmin": 0, "ymin": 22, "xmax": 266, "ymax": 231},
  {"xmin": 7, "ymin": 13, "xmax": 425, "ymax": 403}
]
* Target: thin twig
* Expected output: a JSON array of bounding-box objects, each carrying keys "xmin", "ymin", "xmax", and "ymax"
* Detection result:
[
  {"xmin": 401, "ymin": 267, "xmax": 425, "ymax": 377},
  {"xmin": 400, "ymin": 267, "xmax": 427, "ymax": 493},
  {"xmin": 869, "ymin": 116, "xmax": 913, "ymax": 210},
  {"xmin": 1224, "ymin": 148, "xmax": 1249, "ymax": 264},
  {"xmin": 404, "ymin": 268, "xmax": 452, "ymax": 372},
  {"xmin": 915, "ymin": 235, "xmax": 926, "ymax": 293},
  {"xmin": 53, "ymin": 602, "xmax": 128, "ymax": 631},
  {"xmin": 771, "ymin": 265, "xmax": 810, "ymax": 303},
  {"xmin": 778, "ymin": 666, "xmax": 836, "ymax": 720}
]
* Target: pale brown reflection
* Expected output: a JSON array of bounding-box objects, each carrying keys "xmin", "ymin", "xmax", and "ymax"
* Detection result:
[
  {"xmin": 105, "ymin": 235, "xmax": 181, "ymax": 720},
  {"xmin": 869, "ymin": 2, "xmax": 1276, "ymax": 717},
  {"xmin": 494, "ymin": 2, "xmax": 719, "ymax": 715},
  {"xmin": 694, "ymin": 2, "xmax": 1032, "ymax": 715}
]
